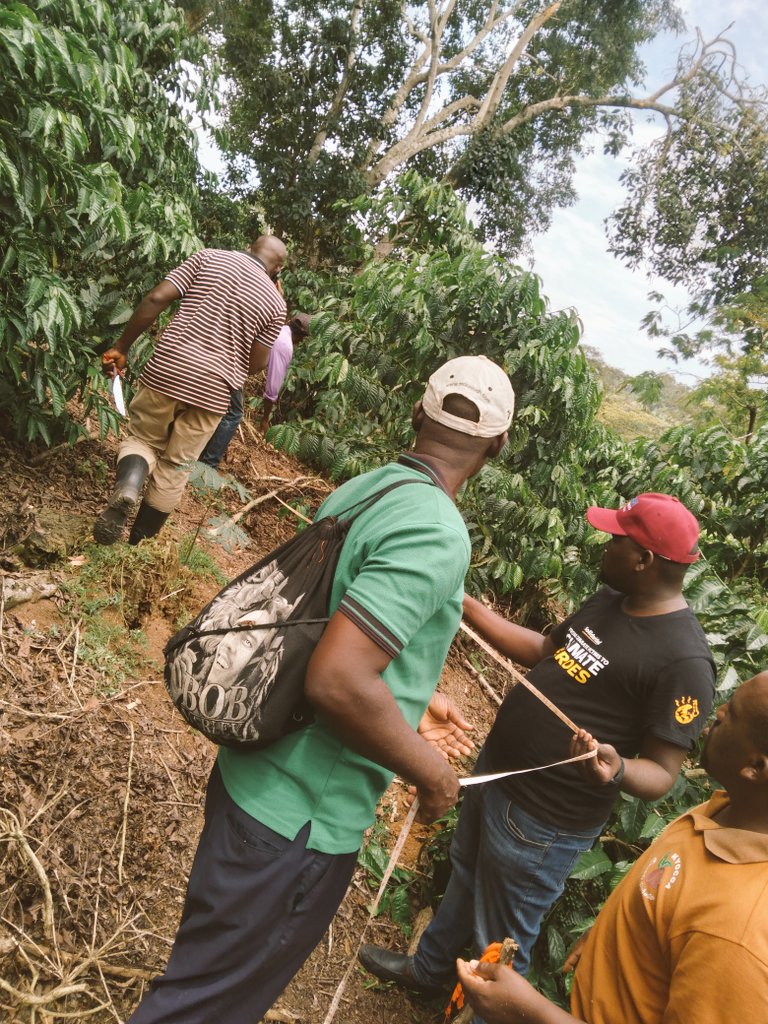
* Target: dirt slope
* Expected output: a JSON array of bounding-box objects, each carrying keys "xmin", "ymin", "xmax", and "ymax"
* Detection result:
[{"xmin": 0, "ymin": 417, "xmax": 505, "ymax": 1023}]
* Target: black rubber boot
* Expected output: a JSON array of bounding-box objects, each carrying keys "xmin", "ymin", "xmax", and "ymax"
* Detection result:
[
  {"xmin": 93, "ymin": 455, "xmax": 149, "ymax": 545},
  {"xmin": 128, "ymin": 501, "xmax": 169, "ymax": 545}
]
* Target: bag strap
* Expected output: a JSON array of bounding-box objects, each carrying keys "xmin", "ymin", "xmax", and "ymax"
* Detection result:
[
  {"xmin": 188, "ymin": 617, "xmax": 330, "ymax": 639},
  {"xmin": 331, "ymin": 476, "xmax": 436, "ymax": 523},
  {"xmin": 174, "ymin": 479, "xmax": 435, "ymax": 647}
]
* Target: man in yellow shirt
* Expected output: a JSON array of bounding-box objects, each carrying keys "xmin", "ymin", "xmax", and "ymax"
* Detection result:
[{"xmin": 457, "ymin": 671, "xmax": 768, "ymax": 1024}]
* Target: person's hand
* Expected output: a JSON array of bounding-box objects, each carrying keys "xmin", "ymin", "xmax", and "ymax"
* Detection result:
[
  {"xmin": 569, "ymin": 728, "xmax": 622, "ymax": 786},
  {"xmin": 562, "ymin": 930, "xmax": 591, "ymax": 973},
  {"xmin": 101, "ymin": 347, "xmax": 127, "ymax": 379},
  {"xmin": 418, "ymin": 691, "xmax": 474, "ymax": 761},
  {"xmin": 457, "ymin": 959, "xmax": 546, "ymax": 1024},
  {"xmin": 405, "ymin": 760, "xmax": 460, "ymax": 824}
]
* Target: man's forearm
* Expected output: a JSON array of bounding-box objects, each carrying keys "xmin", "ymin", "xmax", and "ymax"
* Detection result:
[
  {"xmin": 249, "ymin": 342, "xmax": 270, "ymax": 374},
  {"xmin": 113, "ymin": 284, "xmax": 178, "ymax": 354},
  {"xmin": 307, "ymin": 668, "xmax": 452, "ymax": 793},
  {"xmin": 304, "ymin": 613, "xmax": 458, "ymax": 819},
  {"xmin": 621, "ymin": 756, "xmax": 677, "ymax": 800},
  {"xmin": 114, "ymin": 299, "xmax": 161, "ymax": 352},
  {"xmin": 463, "ymin": 595, "xmax": 550, "ymax": 668}
]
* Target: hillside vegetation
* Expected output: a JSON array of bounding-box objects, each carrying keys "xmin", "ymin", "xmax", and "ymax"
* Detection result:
[{"xmin": 1, "ymin": 2, "xmax": 767, "ymax": 1020}]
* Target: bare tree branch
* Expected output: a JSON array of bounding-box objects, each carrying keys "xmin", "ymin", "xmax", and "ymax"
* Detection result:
[
  {"xmin": 307, "ymin": 0, "xmax": 366, "ymax": 163},
  {"xmin": 474, "ymin": 1, "xmax": 561, "ymax": 128},
  {"xmin": 411, "ymin": 0, "xmax": 443, "ymax": 134},
  {"xmin": 421, "ymin": 94, "xmax": 483, "ymax": 133},
  {"xmin": 432, "ymin": 0, "xmax": 520, "ymax": 76},
  {"xmin": 362, "ymin": 10, "xmax": 765, "ymax": 190},
  {"xmin": 369, "ymin": 0, "xmax": 524, "ymax": 166},
  {"xmin": 369, "ymin": 1, "xmax": 561, "ymax": 184}
]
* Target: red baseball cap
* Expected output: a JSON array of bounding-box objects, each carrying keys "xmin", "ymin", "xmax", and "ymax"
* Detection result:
[{"xmin": 586, "ymin": 493, "xmax": 701, "ymax": 563}]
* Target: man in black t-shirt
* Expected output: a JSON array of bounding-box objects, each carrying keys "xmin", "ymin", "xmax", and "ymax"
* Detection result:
[{"xmin": 360, "ymin": 493, "xmax": 715, "ymax": 1014}]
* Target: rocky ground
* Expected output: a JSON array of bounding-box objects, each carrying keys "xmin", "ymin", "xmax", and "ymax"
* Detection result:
[{"xmin": 0, "ymin": 406, "xmax": 509, "ymax": 1024}]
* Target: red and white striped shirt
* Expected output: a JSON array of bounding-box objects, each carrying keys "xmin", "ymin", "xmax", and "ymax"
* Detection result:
[{"xmin": 140, "ymin": 249, "xmax": 286, "ymax": 414}]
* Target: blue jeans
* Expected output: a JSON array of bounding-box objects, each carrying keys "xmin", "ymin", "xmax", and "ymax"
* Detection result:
[
  {"xmin": 413, "ymin": 753, "xmax": 602, "ymax": 1017},
  {"xmin": 199, "ymin": 388, "xmax": 244, "ymax": 468}
]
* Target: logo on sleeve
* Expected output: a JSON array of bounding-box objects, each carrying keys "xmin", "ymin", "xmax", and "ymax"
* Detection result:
[
  {"xmin": 640, "ymin": 852, "xmax": 681, "ymax": 901},
  {"xmin": 674, "ymin": 696, "xmax": 700, "ymax": 725}
]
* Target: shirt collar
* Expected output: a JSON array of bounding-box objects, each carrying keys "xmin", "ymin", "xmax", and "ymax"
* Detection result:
[
  {"xmin": 397, "ymin": 452, "xmax": 453, "ymax": 498},
  {"xmin": 686, "ymin": 791, "xmax": 768, "ymax": 864},
  {"xmin": 244, "ymin": 251, "xmax": 268, "ymax": 272}
]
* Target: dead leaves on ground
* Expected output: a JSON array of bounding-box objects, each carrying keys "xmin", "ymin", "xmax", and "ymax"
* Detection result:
[{"xmin": 0, "ymin": 613, "xmax": 213, "ymax": 1022}]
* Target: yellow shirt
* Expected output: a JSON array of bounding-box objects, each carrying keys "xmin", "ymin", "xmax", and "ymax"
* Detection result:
[{"xmin": 571, "ymin": 792, "xmax": 768, "ymax": 1023}]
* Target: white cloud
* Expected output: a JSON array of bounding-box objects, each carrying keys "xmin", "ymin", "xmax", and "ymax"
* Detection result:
[
  {"xmin": 198, "ymin": 130, "xmax": 227, "ymax": 175},
  {"xmin": 527, "ymin": 9, "xmax": 766, "ymax": 382}
]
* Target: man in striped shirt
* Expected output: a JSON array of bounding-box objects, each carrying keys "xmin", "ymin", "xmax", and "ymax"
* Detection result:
[{"xmin": 94, "ymin": 236, "xmax": 287, "ymax": 545}]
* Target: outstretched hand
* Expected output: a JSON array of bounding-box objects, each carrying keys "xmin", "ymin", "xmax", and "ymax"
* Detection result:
[
  {"xmin": 569, "ymin": 728, "xmax": 622, "ymax": 786},
  {"xmin": 418, "ymin": 691, "xmax": 474, "ymax": 761}
]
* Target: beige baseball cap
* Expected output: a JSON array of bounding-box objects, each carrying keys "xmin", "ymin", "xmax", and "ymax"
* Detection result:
[{"xmin": 422, "ymin": 355, "xmax": 515, "ymax": 437}]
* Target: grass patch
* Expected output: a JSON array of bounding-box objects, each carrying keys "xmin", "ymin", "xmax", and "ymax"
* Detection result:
[
  {"xmin": 177, "ymin": 535, "xmax": 228, "ymax": 585},
  {"xmin": 78, "ymin": 620, "xmax": 149, "ymax": 693},
  {"xmin": 61, "ymin": 537, "xmax": 227, "ymax": 688}
]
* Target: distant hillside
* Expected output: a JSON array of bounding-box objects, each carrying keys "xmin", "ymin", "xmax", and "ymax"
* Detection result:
[{"xmin": 583, "ymin": 345, "xmax": 693, "ymax": 441}]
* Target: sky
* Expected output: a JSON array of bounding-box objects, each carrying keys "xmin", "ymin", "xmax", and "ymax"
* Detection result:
[
  {"xmin": 196, "ymin": 1, "xmax": 767, "ymax": 383},
  {"xmin": 527, "ymin": 1, "xmax": 768, "ymax": 382}
]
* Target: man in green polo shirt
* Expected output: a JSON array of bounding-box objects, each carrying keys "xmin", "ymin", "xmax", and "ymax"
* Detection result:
[{"xmin": 127, "ymin": 355, "xmax": 515, "ymax": 1024}]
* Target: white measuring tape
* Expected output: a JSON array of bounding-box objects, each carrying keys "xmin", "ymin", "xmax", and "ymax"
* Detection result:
[
  {"xmin": 322, "ymin": 625, "xmax": 599, "ymax": 1024},
  {"xmin": 321, "ymin": 748, "xmax": 597, "ymax": 1024},
  {"xmin": 460, "ymin": 747, "xmax": 597, "ymax": 785}
]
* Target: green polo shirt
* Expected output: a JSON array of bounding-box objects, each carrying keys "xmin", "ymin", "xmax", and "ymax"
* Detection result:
[{"xmin": 217, "ymin": 455, "xmax": 470, "ymax": 853}]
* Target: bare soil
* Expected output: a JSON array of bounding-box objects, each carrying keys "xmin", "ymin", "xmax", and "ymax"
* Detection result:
[{"xmin": 0, "ymin": 413, "xmax": 508, "ymax": 1023}]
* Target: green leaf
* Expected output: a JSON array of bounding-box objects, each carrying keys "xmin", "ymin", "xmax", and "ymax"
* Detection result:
[
  {"xmin": 25, "ymin": 275, "xmax": 49, "ymax": 310},
  {"xmin": 570, "ymin": 846, "xmax": 613, "ymax": 880},
  {"xmin": 717, "ymin": 665, "xmax": 740, "ymax": 694},
  {"xmin": 204, "ymin": 515, "xmax": 251, "ymax": 553},
  {"xmin": 27, "ymin": 104, "xmax": 56, "ymax": 142},
  {"xmin": 48, "ymin": 374, "xmax": 66, "ymax": 416},
  {"xmin": 0, "ymin": 27, "xmax": 28, "ymax": 77},
  {"xmin": 546, "ymin": 925, "xmax": 566, "ymax": 966},
  {"xmin": 744, "ymin": 623, "xmax": 768, "ymax": 652},
  {"xmin": 0, "ymin": 146, "xmax": 20, "ymax": 191},
  {"xmin": 618, "ymin": 795, "xmax": 646, "ymax": 839},
  {"xmin": 639, "ymin": 813, "xmax": 666, "ymax": 840},
  {"xmin": 107, "ymin": 299, "xmax": 135, "ymax": 325}
]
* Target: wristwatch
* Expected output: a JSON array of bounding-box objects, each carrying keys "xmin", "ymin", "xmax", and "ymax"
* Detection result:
[{"xmin": 607, "ymin": 757, "xmax": 626, "ymax": 787}]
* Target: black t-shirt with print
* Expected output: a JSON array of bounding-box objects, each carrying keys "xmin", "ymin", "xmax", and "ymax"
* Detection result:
[{"xmin": 485, "ymin": 587, "xmax": 716, "ymax": 830}]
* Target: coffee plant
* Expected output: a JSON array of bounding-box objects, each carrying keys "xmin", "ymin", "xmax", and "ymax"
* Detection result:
[
  {"xmin": 271, "ymin": 174, "xmax": 767, "ymax": 999},
  {"xmin": 1, "ymin": 11, "xmax": 764, "ymax": 990},
  {"xmin": 0, "ymin": 0, "xmax": 211, "ymax": 444}
]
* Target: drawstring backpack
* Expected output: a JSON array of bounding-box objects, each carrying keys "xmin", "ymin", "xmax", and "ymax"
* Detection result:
[{"xmin": 164, "ymin": 479, "xmax": 430, "ymax": 748}]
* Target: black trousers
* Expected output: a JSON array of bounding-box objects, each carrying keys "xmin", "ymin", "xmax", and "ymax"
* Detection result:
[{"xmin": 128, "ymin": 764, "xmax": 358, "ymax": 1023}]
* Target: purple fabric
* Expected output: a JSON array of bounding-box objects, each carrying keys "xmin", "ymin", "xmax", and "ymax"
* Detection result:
[{"xmin": 263, "ymin": 325, "xmax": 293, "ymax": 402}]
